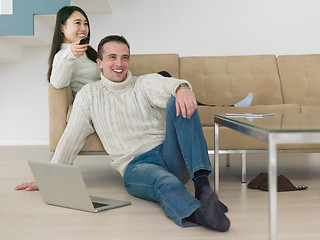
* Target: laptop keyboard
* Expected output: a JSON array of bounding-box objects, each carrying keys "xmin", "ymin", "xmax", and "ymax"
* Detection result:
[{"xmin": 92, "ymin": 202, "xmax": 109, "ymax": 208}]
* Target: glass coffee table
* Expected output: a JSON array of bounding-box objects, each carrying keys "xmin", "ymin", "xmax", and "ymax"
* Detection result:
[{"xmin": 214, "ymin": 113, "xmax": 320, "ymax": 240}]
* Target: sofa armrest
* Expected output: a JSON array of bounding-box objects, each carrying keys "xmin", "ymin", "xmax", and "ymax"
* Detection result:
[{"xmin": 48, "ymin": 83, "xmax": 73, "ymax": 151}]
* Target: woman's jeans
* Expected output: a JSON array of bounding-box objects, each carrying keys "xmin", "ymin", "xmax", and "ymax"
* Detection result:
[{"xmin": 123, "ymin": 96, "xmax": 212, "ymax": 227}]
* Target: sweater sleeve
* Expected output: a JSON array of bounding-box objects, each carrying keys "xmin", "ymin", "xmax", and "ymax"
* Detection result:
[
  {"xmin": 50, "ymin": 86, "xmax": 95, "ymax": 165},
  {"xmin": 142, "ymin": 74, "xmax": 192, "ymax": 108},
  {"xmin": 50, "ymin": 45, "xmax": 76, "ymax": 89}
]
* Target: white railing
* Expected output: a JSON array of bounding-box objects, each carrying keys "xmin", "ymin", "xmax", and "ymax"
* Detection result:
[{"xmin": 0, "ymin": 0, "xmax": 13, "ymax": 14}]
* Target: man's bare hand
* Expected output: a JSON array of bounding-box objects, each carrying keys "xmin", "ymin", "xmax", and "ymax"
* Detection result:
[
  {"xmin": 14, "ymin": 182, "xmax": 39, "ymax": 191},
  {"xmin": 176, "ymin": 88, "xmax": 198, "ymax": 119}
]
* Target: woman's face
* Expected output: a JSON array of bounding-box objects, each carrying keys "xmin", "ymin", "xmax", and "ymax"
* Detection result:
[{"xmin": 61, "ymin": 11, "xmax": 89, "ymax": 43}]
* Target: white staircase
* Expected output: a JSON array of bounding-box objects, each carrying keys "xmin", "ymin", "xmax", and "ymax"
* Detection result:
[{"xmin": 0, "ymin": 0, "xmax": 112, "ymax": 62}]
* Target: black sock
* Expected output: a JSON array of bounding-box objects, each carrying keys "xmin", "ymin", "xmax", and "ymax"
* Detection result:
[
  {"xmin": 193, "ymin": 170, "xmax": 228, "ymax": 213},
  {"xmin": 193, "ymin": 170, "xmax": 210, "ymax": 200},
  {"xmin": 187, "ymin": 186, "xmax": 230, "ymax": 232}
]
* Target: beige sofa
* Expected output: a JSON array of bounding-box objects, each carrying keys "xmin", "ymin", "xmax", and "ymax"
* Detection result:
[{"xmin": 49, "ymin": 53, "xmax": 320, "ymax": 156}]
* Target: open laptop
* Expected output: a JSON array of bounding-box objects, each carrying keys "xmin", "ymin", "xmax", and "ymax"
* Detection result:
[{"xmin": 28, "ymin": 161, "xmax": 131, "ymax": 213}]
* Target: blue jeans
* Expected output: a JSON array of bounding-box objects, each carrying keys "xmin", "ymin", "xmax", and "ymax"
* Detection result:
[{"xmin": 123, "ymin": 96, "xmax": 212, "ymax": 227}]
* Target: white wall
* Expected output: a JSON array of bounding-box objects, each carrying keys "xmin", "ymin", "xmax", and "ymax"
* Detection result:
[
  {"xmin": 0, "ymin": 46, "xmax": 49, "ymax": 145},
  {"xmin": 91, "ymin": 0, "xmax": 320, "ymax": 56},
  {"xmin": 1, "ymin": 0, "xmax": 320, "ymax": 145}
]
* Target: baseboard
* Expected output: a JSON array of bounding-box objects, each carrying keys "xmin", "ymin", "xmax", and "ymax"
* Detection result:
[{"xmin": 0, "ymin": 139, "xmax": 49, "ymax": 146}]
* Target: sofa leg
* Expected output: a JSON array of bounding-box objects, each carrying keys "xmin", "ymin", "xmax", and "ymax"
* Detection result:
[
  {"xmin": 241, "ymin": 151, "xmax": 247, "ymax": 183},
  {"xmin": 226, "ymin": 154, "xmax": 230, "ymax": 167}
]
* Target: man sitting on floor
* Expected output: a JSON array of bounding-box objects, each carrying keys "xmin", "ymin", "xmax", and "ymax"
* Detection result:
[{"xmin": 15, "ymin": 35, "xmax": 230, "ymax": 232}]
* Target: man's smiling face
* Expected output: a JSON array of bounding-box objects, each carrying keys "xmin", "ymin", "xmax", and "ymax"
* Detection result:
[{"xmin": 96, "ymin": 41, "xmax": 130, "ymax": 82}]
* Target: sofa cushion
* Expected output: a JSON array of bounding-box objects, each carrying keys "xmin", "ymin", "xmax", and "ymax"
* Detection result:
[
  {"xmin": 130, "ymin": 54, "xmax": 179, "ymax": 78},
  {"xmin": 301, "ymin": 106, "xmax": 320, "ymax": 113},
  {"xmin": 278, "ymin": 54, "xmax": 320, "ymax": 106},
  {"xmin": 81, "ymin": 133, "xmax": 105, "ymax": 151},
  {"xmin": 180, "ymin": 55, "xmax": 283, "ymax": 106}
]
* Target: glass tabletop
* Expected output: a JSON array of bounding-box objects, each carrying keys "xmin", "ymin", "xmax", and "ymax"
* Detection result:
[{"xmin": 214, "ymin": 113, "xmax": 320, "ymax": 133}]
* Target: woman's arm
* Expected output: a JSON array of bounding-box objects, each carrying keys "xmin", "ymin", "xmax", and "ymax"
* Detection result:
[{"xmin": 50, "ymin": 44, "xmax": 76, "ymax": 89}]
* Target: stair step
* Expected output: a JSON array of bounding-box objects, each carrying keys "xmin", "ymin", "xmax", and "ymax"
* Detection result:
[
  {"xmin": 0, "ymin": 0, "xmax": 70, "ymax": 36},
  {"xmin": 71, "ymin": 0, "xmax": 112, "ymax": 13},
  {"xmin": 1, "ymin": 15, "xmax": 55, "ymax": 47},
  {"xmin": 0, "ymin": 0, "xmax": 112, "ymax": 62}
]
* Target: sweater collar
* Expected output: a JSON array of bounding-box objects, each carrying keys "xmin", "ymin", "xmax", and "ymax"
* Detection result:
[
  {"xmin": 61, "ymin": 43, "xmax": 71, "ymax": 49},
  {"xmin": 100, "ymin": 70, "xmax": 134, "ymax": 91}
]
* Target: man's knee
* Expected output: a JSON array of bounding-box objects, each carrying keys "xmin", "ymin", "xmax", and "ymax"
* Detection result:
[{"xmin": 166, "ymin": 96, "xmax": 176, "ymax": 114}]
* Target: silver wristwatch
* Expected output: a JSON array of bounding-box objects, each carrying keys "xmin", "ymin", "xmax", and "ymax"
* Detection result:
[{"xmin": 178, "ymin": 83, "xmax": 190, "ymax": 89}]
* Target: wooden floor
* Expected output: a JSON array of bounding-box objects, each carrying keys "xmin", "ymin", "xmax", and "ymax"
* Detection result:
[{"xmin": 1, "ymin": 146, "xmax": 320, "ymax": 240}]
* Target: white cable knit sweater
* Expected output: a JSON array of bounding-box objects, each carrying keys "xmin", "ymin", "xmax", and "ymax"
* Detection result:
[
  {"xmin": 50, "ymin": 43, "xmax": 101, "ymax": 95},
  {"xmin": 51, "ymin": 71, "xmax": 191, "ymax": 175}
]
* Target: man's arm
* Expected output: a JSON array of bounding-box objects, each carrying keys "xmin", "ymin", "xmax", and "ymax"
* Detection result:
[
  {"xmin": 142, "ymin": 73, "xmax": 197, "ymax": 118},
  {"xmin": 50, "ymin": 88, "xmax": 95, "ymax": 165}
]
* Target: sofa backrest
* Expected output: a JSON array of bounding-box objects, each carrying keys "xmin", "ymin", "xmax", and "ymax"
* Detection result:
[
  {"xmin": 129, "ymin": 54, "xmax": 179, "ymax": 78},
  {"xmin": 180, "ymin": 55, "xmax": 283, "ymax": 106},
  {"xmin": 277, "ymin": 54, "xmax": 320, "ymax": 106}
]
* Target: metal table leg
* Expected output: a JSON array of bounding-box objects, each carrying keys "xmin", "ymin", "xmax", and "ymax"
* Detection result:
[
  {"xmin": 268, "ymin": 134, "xmax": 278, "ymax": 240},
  {"xmin": 241, "ymin": 150, "xmax": 247, "ymax": 183},
  {"xmin": 214, "ymin": 123, "xmax": 220, "ymax": 194}
]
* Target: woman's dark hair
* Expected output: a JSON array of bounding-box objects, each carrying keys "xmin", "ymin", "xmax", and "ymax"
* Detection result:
[
  {"xmin": 47, "ymin": 6, "xmax": 97, "ymax": 81},
  {"xmin": 97, "ymin": 35, "xmax": 130, "ymax": 60}
]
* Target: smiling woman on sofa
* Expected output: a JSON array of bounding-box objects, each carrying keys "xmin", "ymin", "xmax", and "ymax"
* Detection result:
[{"xmin": 47, "ymin": 6, "xmax": 101, "ymax": 97}]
